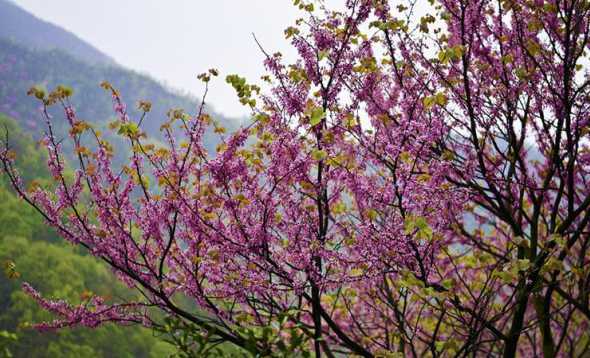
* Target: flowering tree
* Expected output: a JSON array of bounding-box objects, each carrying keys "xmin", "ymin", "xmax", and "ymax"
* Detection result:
[{"xmin": 2, "ymin": 0, "xmax": 590, "ymax": 356}]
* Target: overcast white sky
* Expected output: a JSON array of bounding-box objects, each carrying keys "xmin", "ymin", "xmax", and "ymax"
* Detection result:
[{"xmin": 13, "ymin": 1, "xmax": 304, "ymax": 118}]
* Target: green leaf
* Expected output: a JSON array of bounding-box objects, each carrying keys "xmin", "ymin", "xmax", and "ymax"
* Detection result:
[
  {"xmin": 311, "ymin": 149, "xmax": 327, "ymax": 161},
  {"xmin": 309, "ymin": 107, "xmax": 325, "ymax": 126},
  {"xmin": 349, "ymin": 268, "xmax": 364, "ymax": 277},
  {"xmin": 331, "ymin": 201, "xmax": 346, "ymax": 215},
  {"xmin": 515, "ymin": 259, "xmax": 530, "ymax": 272},
  {"xmin": 405, "ymin": 216, "xmax": 433, "ymax": 240},
  {"xmin": 118, "ymin": 122, "xmax": 139, "ymax": 137},
  {"xmin": 366, "ymin": 208, "xmax": 379, "ymax": 221},
  {"xmin": 435, "ymin": 92, "xmax": 448, "ymax": 106},
  {"xmin": 441, "ymin": 279, "xmax": 453, "ymax": 290},
  {"xmin": 437, "ymin": 50, "xmax": 449, "ymax": 64},
  {"xmin": 423, "ymin": 96, "xmax": 435, "ymax": 109},
  {"xmin": 493, "ymin": 270, "xmax": 516, "ymax": 283}
]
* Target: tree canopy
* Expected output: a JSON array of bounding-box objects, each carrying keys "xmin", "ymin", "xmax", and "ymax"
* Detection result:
[{"xmin": 2, "ymin": 0, "xmax": 590, "ymax": 356}]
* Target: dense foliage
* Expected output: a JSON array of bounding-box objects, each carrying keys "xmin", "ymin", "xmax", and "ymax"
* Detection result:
[
  {"xmin": 0, "ymin": 114, "xmax": 173, "ymax": 357},
  {"xmin": 2, "ymin": 0, "xmax": 590, "ymax": 357}
]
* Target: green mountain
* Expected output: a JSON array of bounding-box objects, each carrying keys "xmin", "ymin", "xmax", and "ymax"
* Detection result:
[
  {"xmin": 0, "ymin": 38, "xmax": 239, "ymax": 150},
  {"xmin": 0, "ymin": 0, "xmax": 240, "ymax": 151}
]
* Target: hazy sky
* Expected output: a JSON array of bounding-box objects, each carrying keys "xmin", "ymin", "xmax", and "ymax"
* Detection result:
[{"xmin": 13, "ymin": 1, "xmax": 304, "ymax": 118}]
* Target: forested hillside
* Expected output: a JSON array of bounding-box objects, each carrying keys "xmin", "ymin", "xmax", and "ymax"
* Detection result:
[
  {"xmin": 0, "ymin": 38, "xmax": 239, "ymax": 151},
  {"xmin": 0, "ymin": 0, "xmax": 240, "ymax": 151}
]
